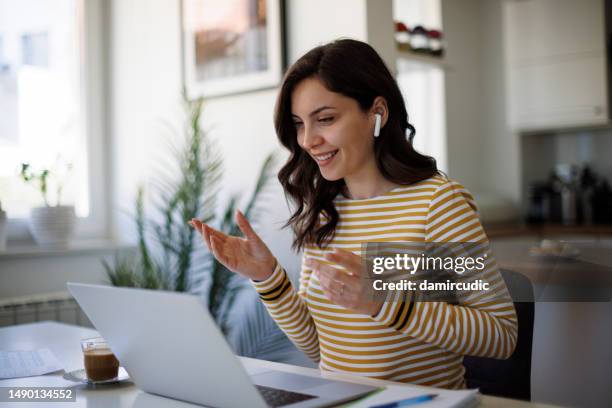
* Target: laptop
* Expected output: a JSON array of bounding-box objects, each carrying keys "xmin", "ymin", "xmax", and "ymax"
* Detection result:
[{"xmin": 67, "ymin": 283, "xmax": 378, "ymax": 408}]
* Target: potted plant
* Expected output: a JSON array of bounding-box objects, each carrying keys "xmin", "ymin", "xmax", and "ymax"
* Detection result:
[
  {"xmin": 19, "ymin": 161, "xmax": 76, "ymax": 246},
  {"xmin": 0, "ymin": 200, "xmax": 7, "ymax": 251}
]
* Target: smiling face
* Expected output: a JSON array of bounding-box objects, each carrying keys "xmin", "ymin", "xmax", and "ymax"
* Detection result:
[{"xmin": 291, "ymin": 77, "xmax": 377, "ymax": 183}]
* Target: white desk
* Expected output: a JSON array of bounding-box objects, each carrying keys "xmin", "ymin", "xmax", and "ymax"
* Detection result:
[{"xmin": 0, "ymin": 322, "xmax": 557, "ymax": 408}]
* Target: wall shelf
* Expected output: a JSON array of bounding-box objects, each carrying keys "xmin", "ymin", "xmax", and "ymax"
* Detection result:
[{"xmin": 396, "ymin": 49, "xmax": 450, "ymax": 71}]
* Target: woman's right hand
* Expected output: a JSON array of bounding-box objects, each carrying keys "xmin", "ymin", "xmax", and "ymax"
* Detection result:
[{"xmin": 189, "ymin": 210, "xmax": 276, "ymax": 282}]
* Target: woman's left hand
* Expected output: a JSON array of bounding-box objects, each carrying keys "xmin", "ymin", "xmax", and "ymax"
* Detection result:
[{"xmin": 306, "ymin": 248, "xmax": 383, "ymax": 316}]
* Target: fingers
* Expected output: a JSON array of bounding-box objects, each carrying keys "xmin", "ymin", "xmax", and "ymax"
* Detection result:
[
  {"xmin": 323, "ymin": 248, "xmax": 362, "ymax": 276},
  {"xmin": 307, "ymin": 258, "xmax": 350, "ymax": 294},
  {"xmin": 306, "ymin": 257, "xmax": 354, "ymax": 282},
  {"xmin": 189, "ymin": 219, "xmax": 227, "ymax": 251},
  {"xmin": 189, "ymin": 219, "xmax": 241, "ymax": 273},
  {"xmin": 317, "ymin": 271, "xmax": 344, "ymax": 299},
  {"xmin": 315, "ymin": 264, "xmax": 355, "ymax": 305},
  {"xmin": 235, "ymin": 210, "xmax": 260, "ymax": 242},
  {"xmin": 306, "ymin": 250, "xmax": 383, "ymax": 315},
  {"xmin": 189, "ymin": 219, "xmax": 209, "ymax": 249}
]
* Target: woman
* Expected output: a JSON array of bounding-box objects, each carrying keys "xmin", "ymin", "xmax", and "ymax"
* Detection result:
[{"xmin": 190, "ymin": 39, "xmax": 517, "ymax": 389}]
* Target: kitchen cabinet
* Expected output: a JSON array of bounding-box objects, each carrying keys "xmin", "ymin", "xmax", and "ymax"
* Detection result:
[{"xmin": 504, "ymin": 0, "xmax": 608, "ymax": 130}]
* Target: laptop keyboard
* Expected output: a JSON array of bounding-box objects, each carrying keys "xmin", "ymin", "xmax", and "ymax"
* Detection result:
[{"xmin": 256, "ymin": 385, "xmax": 317, "ymax": 407}]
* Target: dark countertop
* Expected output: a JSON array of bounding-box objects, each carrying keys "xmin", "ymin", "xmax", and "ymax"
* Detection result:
[{"xmin": 483, "ymin": 223, "xmax": 612, "ymax": 239}]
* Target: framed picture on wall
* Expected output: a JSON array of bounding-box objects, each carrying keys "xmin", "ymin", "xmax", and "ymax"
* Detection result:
[{"xmin": 181, "ymin": 0, "xmax": 286, "ymax": 99}]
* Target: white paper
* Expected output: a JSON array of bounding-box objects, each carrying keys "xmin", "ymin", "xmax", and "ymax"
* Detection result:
[
  {"xmin": 348, "ymin": 386, "xmax": 479, "ymax": 408},
  {"xmin": 0, "ymin": 349, "xmax": 64, "ymax": 379},
  {"xmin": 0, "ymin": 375, "xmax": 78, "ymax": 388}
]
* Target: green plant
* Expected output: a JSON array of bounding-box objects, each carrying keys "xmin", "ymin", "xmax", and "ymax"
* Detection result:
[
  {"xmin": 209, "ymin": 153, "xmax": 277, "ymax": 333},
  {"xmin": 104, "ymin": 92, "xmax": 277, "ymax": 335},
  {"xmin": 20, "ymin": 165, "xmax": 50, "ymax": 206},
  {"xmin": 19, "ymin": 160, "xmax": 73, "ymax": 207}
]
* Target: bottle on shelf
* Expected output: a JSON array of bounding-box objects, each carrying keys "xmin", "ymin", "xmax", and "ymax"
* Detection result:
[
  {"xmin": 427, "ymin": 29, "xmax": 444, "ymax": 57},
  {"xmin": 410, "ymin": 25, "xmax": 429, "ymax": 54},
  {"xmin": 395, "ymin": 21, "xmax": 412, "ymax": 51},
  {"xmin": 579, "ymin": 165, "xmax": 597, "ymax": 225},
  {"xmin": 550, "ymin": 164, "xmax": 579, "ymax": 226},
  {"xmin": 527, "ymin": 182, "xmax": 552, "ymax": 224}
]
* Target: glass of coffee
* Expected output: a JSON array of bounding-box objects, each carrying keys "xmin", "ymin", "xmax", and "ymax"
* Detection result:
[{"xmin": 80, "ymin": 337, "xmax": 120, "ymax": 382}]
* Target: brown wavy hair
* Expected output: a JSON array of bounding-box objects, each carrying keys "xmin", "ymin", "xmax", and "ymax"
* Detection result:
[{"xmin": 274, "ymin": 39, "xmax": 438, "ymax": 251}]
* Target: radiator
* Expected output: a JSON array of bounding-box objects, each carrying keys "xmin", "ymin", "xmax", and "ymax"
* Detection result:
[{"xmin": 0, "ymin": 291, "xmax": 93, "ymax": 328}]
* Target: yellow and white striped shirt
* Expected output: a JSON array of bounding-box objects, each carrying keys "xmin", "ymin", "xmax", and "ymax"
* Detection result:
[{"xmin": 252, "ymin": 175, "xmax": 518, "ymax": 389}]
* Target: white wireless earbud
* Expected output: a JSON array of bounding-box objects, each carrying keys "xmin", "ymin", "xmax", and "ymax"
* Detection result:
[{"xmin": 373, "ymin": 113, "xmax": 382, "ymax": 137}]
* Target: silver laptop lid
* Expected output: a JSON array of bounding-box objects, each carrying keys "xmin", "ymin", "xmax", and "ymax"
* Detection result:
[{"xmin": 67, "ymin": 282, "xmax": 268, "ymax": 408}]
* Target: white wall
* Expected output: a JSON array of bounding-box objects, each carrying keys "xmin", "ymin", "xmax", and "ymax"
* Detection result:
[
  {"xmin": 287, "ymin": 0, "xmax": 395, "ymax": 68},
  {"xmin": 287, "ymin": 0, "xmax": 366, "ymax": 64},
  {"xmin": 442, "ymin": 0, "xmax": 520, "ymax": 203},
  {"xmin": 479, "ymin": 0, "xmax": 521, "ymax": 203},
  {"xmin": 441, "ymin": 0, "xmax": 486, "ymax": 194}
]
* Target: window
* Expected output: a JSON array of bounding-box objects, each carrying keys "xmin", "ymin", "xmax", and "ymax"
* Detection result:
[
  {"xmin": 0, "ymin": 35, "xmax": 7, "ymax": 69},
  {"xmin": 0, "ymin": 0, "xmax": 107, "ymax": 242},
  {"xmin": 21, "ymin": 32, "xmax": 49, "ymax": 67}
]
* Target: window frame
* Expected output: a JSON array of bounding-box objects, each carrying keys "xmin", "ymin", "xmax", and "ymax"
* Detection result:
[{"xmin": 5, "ymin": 0, "xmax": 111, "ymax": 243}]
